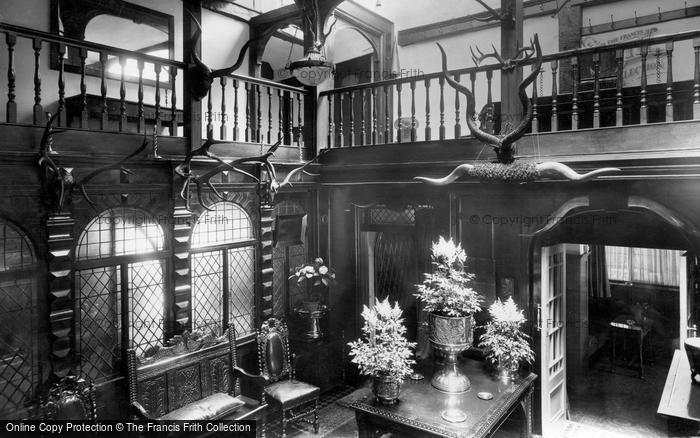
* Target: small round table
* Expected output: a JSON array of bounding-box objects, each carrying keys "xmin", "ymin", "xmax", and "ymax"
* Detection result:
[{"xmin": 295, "ymin": 305, "xmax": 328, "ymax": 340}]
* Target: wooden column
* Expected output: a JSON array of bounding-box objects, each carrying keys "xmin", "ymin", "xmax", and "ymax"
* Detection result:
[
  {"xmin": 499, "ymin": 0, "xmax": 523, "ymax": 128},
  {"xmin": 171, "ymin": 200, "xmax": 194, "ymax": 334},
  {"xmin": 183, "ymin": 2, "xmax": 202, "ymax": 153},
  {"xmin": 259, "ymin": 199, "xmax": 274, "ymax": 320},
  {"xmin": 46, "ymin": 212, "xmax": 75, "ymax": 378}
]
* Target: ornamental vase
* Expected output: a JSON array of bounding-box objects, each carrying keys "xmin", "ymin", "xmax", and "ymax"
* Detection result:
[
  {"xmin": 372, "ymin": 374, "xmax": 402, "ymax": 405},
  {"xmin": 428, "ymin": 312, "xmax": 474, "ymax": 393}
]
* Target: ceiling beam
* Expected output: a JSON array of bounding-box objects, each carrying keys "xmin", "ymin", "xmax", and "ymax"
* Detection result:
[{"xmin": 398, "ymin": 0, "xmax": 559, "ymax": 47}]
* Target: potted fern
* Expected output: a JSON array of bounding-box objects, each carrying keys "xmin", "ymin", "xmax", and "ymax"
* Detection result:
[
  {"xmin": 415, "ymin": 236, "xmax": 483, "ymax": 393},
  {"xmin": 348, "ymin": 298, "xmax": 416, "ymax": 405},
  {"xmin": 479, "ymin": 297, "xmax": 534, "ymax": 382}
]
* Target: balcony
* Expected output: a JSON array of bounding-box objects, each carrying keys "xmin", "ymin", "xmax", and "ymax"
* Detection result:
[
  {"xmin": 0, "ymin": 22, "xmax": 312, "ymax": 162},
  {"xmin": 316, "ymin": 29, "xmax": 700, "ymax": 182}
]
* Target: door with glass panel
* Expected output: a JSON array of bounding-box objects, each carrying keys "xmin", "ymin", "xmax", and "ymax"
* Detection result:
[{"xmin": 540, "ymin": 244, "xmax": 567, "ymax": 437}]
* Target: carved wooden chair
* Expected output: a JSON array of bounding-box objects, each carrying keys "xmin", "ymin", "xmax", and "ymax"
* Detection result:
[
  {"xmin": 257, "ymin": 318, "xmax": 319, "ymax": 438},
  {"xmin": 39, "ymin": 375, "xmax": 97, "ymax": 420}
]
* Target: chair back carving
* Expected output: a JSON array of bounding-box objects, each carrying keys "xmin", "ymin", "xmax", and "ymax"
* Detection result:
[
  {"xmin": 257, "ymin": 318, "xmax": 291, "ymax": 383},
  {"xmin": 40, "ymin": 376, "xmax": 97, "ymax": 420}
]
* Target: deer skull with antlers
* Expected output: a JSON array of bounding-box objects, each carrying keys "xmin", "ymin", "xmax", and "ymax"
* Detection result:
[
  {"xmin": 175, "ymin": 139, "xmax": 319, "ymax": 210},
  {"xmin": 414, "ymin": 34, "xmax": 620, "ymax": 185},
  {"xmin": 38, "ymin": 110, "xmax": 149, "ymax": 210}
]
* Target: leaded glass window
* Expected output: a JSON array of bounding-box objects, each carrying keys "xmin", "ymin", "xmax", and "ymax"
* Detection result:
[
  {"xmin": 191, "ymin": 202, "xmax": 256, "ymax": 338},
  {"xmin": 75, "ymin": 208, "xmax": 166, "ymax": 382},
  {"xmin": 0, "ymin": 220, "xmax": 37, "ymax": 418}
]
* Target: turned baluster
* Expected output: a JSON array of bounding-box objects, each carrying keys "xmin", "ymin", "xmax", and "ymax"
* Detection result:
[
  {"xmin": 206, "ymin": 84, "xmax": 213, "ymax": 139},
  {"xmin": 349, "ymin": 90, "xmax": 355, "ymax": 146},
  {"xmin": 531, "ymin": 64, "xmax": 539, "ymax": 133},
  {"xmin": 296, "ymin": 92, "xmax": 302, "ymax": 151},
  {"xmin": 136, "ymin": 60, "xmax": 145, "ymax": 133},
  {"xmin": 100, "ymin": 52, "xmax": 108, "ymax": 130},
  {"xmin": 286, "ymin": 91, "xmax": 294, "ymax": 147},
  {"xmin": 424, "ymin": 78, "xmax": 431, "ymax": 141},
  {"xmin": 57, "ymin": 44, "xmax": 66, "ymax": 126},
  {"xmin": 170, "ymin": 67, "xmax": 178, "ymax": 136},
  {"xmin": 32, "ymin": 38, "xmax": 43, "ymax": 125},
  {"xmin": 640, "ymin": 44, "xmax": 648, "ymax": 124},
  {"xmin": 550, "ymin": 60, "xmax": 559, "ymax": 132},
  {"xmin": 615, "ymin": 49, "xmax": 623, "ymax": 126},
  {"xmin": 454, "ymin": 74, "xmax": 461, "ymax": 138},
  {"xmin": 439, "ymin": 75, "xmax": 445, "ymax": 140},
  {"xmin": 485, "ymin": 70, "xmax": 493, "ymax": 133},
  {"xmin": 5, "ymin": 33, "xmax": 16, "ymax": 123},
  {"xmin": 256, "ymin": 84, "xmax": 262, "ymax": 143},
  {"xmin": 359, "ymin": 89, "xmax": 366, "ymax": 146},
  {"xmin": 396, "ymin": 83, "xmax": 402, "ymax": 143},
  {"xmin": 233, "ymin": 79, "xmax": 239, "ymax": 141},
  {"xmin": 244, "ymin": 82, "xmax": 251, "ymax": 142},
  {"xmin": 278, "ymin": 88, "xmax": 284, "ymax": 143},
  {"xmin": 592, "ymin": 52, "xmax": 600, "ymax": 128},
  {"xmin": 371, "ymin": 87, "xmax": 378, "ymax": 145},
  {"xmin": 328, "ymin": 93, "xmax": 335, "ymax": 147},
  {"xmin": 78, "ymin": 48, "xmax": 88, "ymax": 128},
  {"xmin": 384, "ymin": 85, "xmax": 391, "ymax": 143},
  {"xmin": 338, "ymin": 92, "xmax": 345, "ymax": 147},
  {"xmin": 220, "ymin": 77, "xmax": 228, "ymax": 140},
  {"xmin": 694, "ymin": 38, "xmax": 700, "ymax": 119},
  {"xmin": 665, "ymin": 41, "xmax": 674, "ymax": 122},
  {"xmin": 571, "ymin": 55, "xmax": 579, "ymax": 130},
  {"xmin": 267, "ymin": 85, "xmax": 273, "ymax": 143},
  {"xmin": 119, "ymin": 56, "xmax": 127, "ymax": 132},
  {"xmin": 154, "ymin": 63, "xmax": 162, "ymax": 134},
  {"xmin": 410, "ymin": 80, "xmax": 417, "ymax": 142}
]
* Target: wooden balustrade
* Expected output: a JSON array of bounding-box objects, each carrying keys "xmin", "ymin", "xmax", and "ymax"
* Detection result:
[
  {"xmin": 0, "ymin": 22, "xmax": 310, "ymax": 150},
  {"xmin": 320, "ymin": 28, "xmax": 700, "ymax": 148}
]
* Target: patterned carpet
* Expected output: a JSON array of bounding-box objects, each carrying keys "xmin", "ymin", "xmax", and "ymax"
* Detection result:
[
  {"xmin": 266, "ymin": 386, "xmax": 357, "ymax": 438},
  {"xmin": 568, "ymin": 357, "xmax": 671, "ymax": 437}
]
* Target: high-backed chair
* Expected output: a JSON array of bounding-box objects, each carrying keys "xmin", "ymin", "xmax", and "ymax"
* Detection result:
[
  {"xmin": 257, "ymin": 318, "xmax": 319, "ymax": 437},
  {"xmin": 39, "ymin": 375, "xmax": 97, "ymax": 420}
]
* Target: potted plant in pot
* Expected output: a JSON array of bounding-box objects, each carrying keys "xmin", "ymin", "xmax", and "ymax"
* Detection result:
[
  {"xmin": 479, "ymin": 297, "xmax": 534, "ymax": 382},
  {"xmin": 415, "ymin": 236, "xmax": 483, "ymax": 393},
  {"xmin": 348, "ymin": 298, "xmax": 416, "ymax": 405},
  {"xmin": 289, "ymin": 257, "xmax": 335, "ymax": 339},
  {"xmin": 290, "ymin": 257, "xmax": 335, "ymax": 310}
]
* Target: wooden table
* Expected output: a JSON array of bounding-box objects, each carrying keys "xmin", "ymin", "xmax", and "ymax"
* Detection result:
[
  {"xmin": 657, "ymin": 349, "xmax": 700, "ymax": 436},
  {"xmin": 343, "ymin": 359, "xmax": 536, "ymax": 438},
  {"xmin": 610, "ymin": 318, "xmax": 650, "ymax": 378}
]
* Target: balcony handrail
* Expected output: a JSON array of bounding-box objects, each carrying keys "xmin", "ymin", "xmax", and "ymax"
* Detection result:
[
  {"xmin": 320, "ymin": 28, "xmax": 700, "ymax": 96},
  {"xmin": 0, "ymin": 22, "xmax": 186, "ymax": 69},
  {"xmin": 228, "ymin": 72, "xmax": 309, "ymax": 94}
]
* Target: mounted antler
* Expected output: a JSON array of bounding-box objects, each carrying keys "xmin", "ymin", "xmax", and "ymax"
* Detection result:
[
  {"xmin": 187, "ymin": 11, "xmax": 274, "ymax": 101},
  {"xmin": 470, "ymin": 42, "xmax": 535, "ymax": 71},
  {"xmin": 414, "ymin": 33, "xmax": 621, "ymax": 185},
  {"xmin": 38, "ymin": 111, "xmax": 149, "ymax": 209},
  {"xmin": 176, "ymin": 139, "xmax": 320, "ymax": 210},
  {"xmin": 439, "ymin": 34, "xmax": 542, "ymax": 164}
]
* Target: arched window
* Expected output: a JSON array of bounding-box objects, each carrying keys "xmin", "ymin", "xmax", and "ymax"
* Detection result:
[
  {"xmin": 191, "ymin": 202, "xmax": 256, "ymax": 338},
  {"xmin": 74, "ymin": 208, "xmax": 166, "ymax": 382},
  {"xmin": 0, "ymin": 220, "xmax": 37, "ymax": 418}
]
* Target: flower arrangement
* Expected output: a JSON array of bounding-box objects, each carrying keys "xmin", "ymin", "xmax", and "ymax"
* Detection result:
[
  {"xmin": 479, "ymin": 297, "xmax": 534, "ymax": 375},
  {"xmin": 415, "ymin": 236, "xmax": 483, "ymax": 317},
  {"xmin": 289, "ymin": 257, "xmax": 335, "ymax": 304},
  {"xmin": 348, "ymin": 298, "xmax": 416, "ymax": 380}
]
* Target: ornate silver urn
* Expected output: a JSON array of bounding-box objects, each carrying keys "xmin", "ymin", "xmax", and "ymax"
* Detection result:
[{"xmin": 429, "ymin": 313, "xmax": 474, "ymax": 393}]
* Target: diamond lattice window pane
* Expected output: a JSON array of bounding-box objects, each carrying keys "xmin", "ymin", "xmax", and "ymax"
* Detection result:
[
  {"xmin": 76, "ymin": 266, "xmax": 122, "ymax": 383},
  {"xmin": 228, "ymin": 247, "xmax": 255, "ymax": 337},
  {"xmin": 129, "ymin": 260, "xmax": 164, "ymax": 355},
  {"xmin": 0, "ymin": 278, "xmax": 36, "ymax": 417},
  {"xmin": 192, "ymin": 251, "xmax": 223, "ymax": 335},
  {"xmin": 0, "ymin": 222, "xmax": 35, "ymax": 272},
  {"xmin": 76, "ymin": 208, "xmax": 164, "ymax": 260},
  {"xmin": 191, "ymin": 202, "xmax": 253, "ymax": 249}
]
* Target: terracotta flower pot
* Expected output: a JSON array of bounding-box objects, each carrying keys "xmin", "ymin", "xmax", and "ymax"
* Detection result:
[{"xmin": 372, "ymin": 374, "xmax": 402, "ymax": 405}]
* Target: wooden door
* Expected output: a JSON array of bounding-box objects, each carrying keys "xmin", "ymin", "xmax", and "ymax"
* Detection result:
[{"xmin": 540, "ymin": 244, "xmax": 568, "ymax": 436}]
